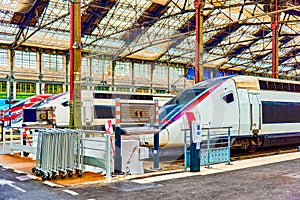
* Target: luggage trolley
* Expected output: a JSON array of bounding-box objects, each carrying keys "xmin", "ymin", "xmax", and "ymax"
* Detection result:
[
  {"xmin": 32, "ymin": 129, "xmax": 54, "ymax": 180},
  {"xmin": 32, "ymin": 129, "xmax": 44, "ymax": 176},
  {"xmin": 32, "ymin": 128, "xmax": 83, "ymax": 180}
]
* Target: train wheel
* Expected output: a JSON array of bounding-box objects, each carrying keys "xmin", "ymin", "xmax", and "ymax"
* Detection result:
[{"xmin": 247, "ymin": 145, "xmax": 257, "ymax": 153}]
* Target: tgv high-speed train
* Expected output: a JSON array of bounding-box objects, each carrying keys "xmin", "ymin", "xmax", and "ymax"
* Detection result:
[
  {"xmin": 140, "ymin": 75, "xmax": 300, "ymax": 151},
  {"xmin": 0, "ymin": 94, "xmax": 52, "ymax": 127},
  {"xmin": 25, "ymin": 90, "xmax": 174, "ymax": 129}
]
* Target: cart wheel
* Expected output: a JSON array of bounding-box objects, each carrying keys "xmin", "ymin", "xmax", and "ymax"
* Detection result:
[
  {"xmin": 78, "ymin": 172, "xmax": 83, "ymax": 177},
  {"xmin": 61, "ymin": 174, "xmax": 66, "ymax": 179},
  {"xmin": 42, "ymin": 175, "xmax": 47, "ymax": 181},
  {"xmin": 52, "ymin": 174, "xmax": 57, "ymax": 179},
  {"xmin": 31, "ymin": 168, "xmax": 36, "ymax": 173},
  {"xmin": 23, "ymin": 152, "xmax": 29, "ymax": 157},
  {"xmin": 47, "ymin": 173, "xmax": 52, "ymax": 180},
  {"xmin": 36, "ymin": 171, "xmax": 41, "ymax": 176},
  {"xmin": 68, "ymin": 172, "xmax": 73, "ymax": 177}
]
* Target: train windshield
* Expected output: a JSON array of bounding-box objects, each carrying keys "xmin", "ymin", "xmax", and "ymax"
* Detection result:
[
  {"xmin": 159, "ymin": 77, "xmax": 229, "ymax": 121},
  {"xmin": 165, "ymin": 76, "xmax": 228, "ymax": 106}
]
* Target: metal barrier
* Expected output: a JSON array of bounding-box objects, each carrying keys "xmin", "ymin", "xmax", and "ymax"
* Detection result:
[
  {"xmin": 114, "ymin": 98, "xmax": 159, "ymax": 175},
  {"xmin": 1, "ymin": 127, "xmax": 37, "ymax": 156},
  {"xmin": 81, "ymin": 132, "xmax": 111, "ymax": 179},
  {"xmin": 200, "ymin": 127, "xmax": 231, "ymax": 168},
  {"xmin": 184, "ymin": 126, "xmax": 231, "ymax": 170}
]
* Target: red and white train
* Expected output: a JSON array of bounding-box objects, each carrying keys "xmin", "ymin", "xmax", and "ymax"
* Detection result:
[
  {"xmin": 140, "ymin": 75, "xmax": 300, "ymax": 151},
  {"xmin": 0, "ymin": 94, "xmax": 52, "ymax": 127}
]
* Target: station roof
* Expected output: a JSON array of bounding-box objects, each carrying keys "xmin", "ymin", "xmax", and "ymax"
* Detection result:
[{"xmin": 1, "ymin": 0, "xmax": 300, "ymax": 79}]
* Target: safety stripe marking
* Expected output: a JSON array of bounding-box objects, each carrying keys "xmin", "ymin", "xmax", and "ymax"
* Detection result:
[
  {"xmin": 43, "ymin": 181, "xmax": 61, "ymax": 187},
  {"xmin": 16, "ymin": 175, "xmax": 36, "ymax": 181},
  {"xmin": 63, "ymin": 189, "xmax": 79, "ymax": 196}
]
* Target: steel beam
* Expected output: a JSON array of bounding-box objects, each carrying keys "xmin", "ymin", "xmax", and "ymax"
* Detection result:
[
  {"xmin": 69, "ymin": 0, "xmax": 82, "ymax": 128},
  {"xmin": 194, "ymin": 0, "xmax": 205, "ymax": 83},
  {"xmin": 271, "ymin": 0, "xmax": 279, "ymax": 78}
]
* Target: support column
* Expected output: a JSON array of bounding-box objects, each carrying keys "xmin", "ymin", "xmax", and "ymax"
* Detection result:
[
  {"xmin": 69, "ymin": 1, "xmax": 74, "ymax": 128},
  {"xmin": 111, "ymin": 60, "xmax": 116, "ymax": 92},
  {"xmin": 69, "ymin": 0, "xmax": 82, "ymax": 128},
  {"xmin": 131, "ymin": 61, "xmax": 134, "ymax": 92},
  {"xmin": 150, "ymin": 63, "xmax": 154, "ymax": 94},
  {"xmin": 271, "ymin": 0, "xmax": 278, "ymax": 79},
  {"xmin": 89, "ymin": 57, "xmax": 92, "ymax": 90},
  {"xmin": 194, "ymin": 0, "xmax": 205, "ymax": 84},
  {"xmin": 65, "ymin": 51, "xmax": 70, "ymax": 92},
  {"xmin": 38, "ymin": 51, "xmax": 43, "ymax": 94}
]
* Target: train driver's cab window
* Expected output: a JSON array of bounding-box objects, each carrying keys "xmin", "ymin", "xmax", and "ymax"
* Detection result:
[
  {"xmin": 295, "ymin": 84, "xmax": 300, "ymax": 92},
  {"xmin": 222, "ymin": 92, "xmax": 234, "ymax": 104}
]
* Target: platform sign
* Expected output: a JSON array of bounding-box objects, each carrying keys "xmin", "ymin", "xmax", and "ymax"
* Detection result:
[
  {"xmin": 191, "ymin": 120, "xmax": 202, "ymax": 143},
  {"xmin": 184, "ymin": 112, "xmax": 201, "ymax": 143}
]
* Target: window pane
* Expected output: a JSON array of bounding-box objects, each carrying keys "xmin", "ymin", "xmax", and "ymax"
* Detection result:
[
  {"xmin": 0, "ymin": 49, "xmax": 8, "ymax": 66},
  {"xmin": 15, "ymin": 50, "xmax": 36, "ymax": 69},
  {"xmin": 116, "ymin": 61, "xmax": 130, "ymax": 76},
  {"xmin": 43, "ymin": 53, "xmax": 63, "ymax": 71}
]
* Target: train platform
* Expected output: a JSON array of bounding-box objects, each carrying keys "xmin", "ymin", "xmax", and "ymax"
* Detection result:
[
  {"xmin": 0, "ymin": 154, "xmax": 105, "ymax": 186},
  {"xmin": 1, "ymin": 150, "xmax": 300, "ymax": 188}
]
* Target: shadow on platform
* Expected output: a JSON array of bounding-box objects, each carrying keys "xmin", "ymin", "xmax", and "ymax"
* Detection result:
[{"xmin": 0, "ymin": 154, "xmax": 105, "ymax": 186}]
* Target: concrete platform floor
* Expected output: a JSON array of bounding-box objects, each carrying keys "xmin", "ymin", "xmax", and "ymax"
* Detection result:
[
  {"xmin": 2, "ymin": 151, "xmax": 300, "ymax": 187},
  {"xmin": 0, "ymin": 154, "xmax": 105, "ymax": 186}
]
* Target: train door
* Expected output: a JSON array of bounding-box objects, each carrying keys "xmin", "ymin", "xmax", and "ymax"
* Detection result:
[
  {"xmin": 249, "ymin": 93, "xmax": 261, "ymax": 134},
  {"xmin": 237, "ymin": 89, "xmax": 251, "ymax": 135}
]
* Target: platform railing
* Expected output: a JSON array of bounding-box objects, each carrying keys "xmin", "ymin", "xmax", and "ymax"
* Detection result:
[
  {"xmin": 0, "ymin": 126, "xmax": 38, "ymax": 156},
  {"xmin": 81, "ymin": 131, "xmax": 111, "ymax": 179},
  {"xmin": 200, "ymin": 126, "xmax": 232, "ymax": 168}
]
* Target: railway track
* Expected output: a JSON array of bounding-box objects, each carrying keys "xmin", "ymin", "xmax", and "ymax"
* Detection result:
[{"xmin": 230, "ymin": 145, "xmax": 299, "ymax": 161}]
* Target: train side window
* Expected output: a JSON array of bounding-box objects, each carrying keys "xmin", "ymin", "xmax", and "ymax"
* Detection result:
[
  {"xmin": 222, "ymin": 92, "xmax": 234, "ymax": 104},
  {"xmin": 268, "ymin": 82, "xmax": 275, "ymax": 90},
  {"xmin": 295, "ymin": 85, "xmax": 300, "ymax": 92},
  {"xmin": 275, "ymin": 82, "xmax": 283, "ymax": 91},
  {"xmin": 283, "ymin": 83, "xmax": 289, "ymax": 91},
  {"xmin": 290, "ymin": 84, "xmax": 295, "ymax": 92}
]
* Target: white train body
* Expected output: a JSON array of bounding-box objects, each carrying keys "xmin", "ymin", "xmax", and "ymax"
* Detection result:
[
  {"xmin": 27, "ymin": 91, "xmax": 173, "ymax": 129},
  {"xmin": 141, "ymin": 75, "xmax": 300, "ymax": 150}
]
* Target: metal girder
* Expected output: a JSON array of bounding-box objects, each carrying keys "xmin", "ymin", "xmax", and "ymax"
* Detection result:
[
  {"xmin": 226, "ymin": 28, "xmax": 271, "ymax": 59},
  {"xmin": 11, "ymin": 0, "xmax": 50, "ymax": 48},
  {"xmin": 111, "ymin": 1, "xmax": 173, "ymax": 59},
  {"xmin": 13, "ymin": 12, "xmax": 71, "ymax": 48},
  {"xmin": 205, "ymin": 23, "xmax": 242, "ymax": 51},
  {"xmin": 120, "ymin": 2, "xmax": 170, "ymax": 43},
  {"xmin": 279, "ymin": 48, "xmax": 300, "ymax": 64},
  {"xmin": 10, "ymin": 0, "xmax": 50, "ymax": 27},
  {"xmin": 81, "ymin": 0, "xmax": 116, "ymax": 35}
]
